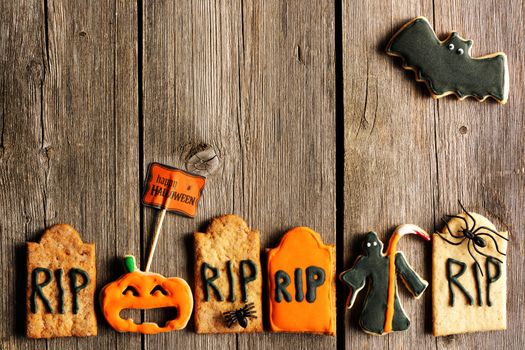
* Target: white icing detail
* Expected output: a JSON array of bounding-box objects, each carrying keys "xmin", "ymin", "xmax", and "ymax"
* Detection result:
[
  {"xmin": 366, "ymin": 242, "xmax": 371, "ymax": 247},
  {"xmin": 373, "ymin": 241, "xmax": 378, "ymax": 246},
  {"xmin": 448, "ymin": 43, "xmax": 455, "ymax": 50},
  {"xmin": 457, "ymin": 48, "xmax": 464, "ymax": 55}
]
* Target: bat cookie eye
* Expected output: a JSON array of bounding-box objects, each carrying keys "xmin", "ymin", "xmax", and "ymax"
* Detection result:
[
  {"xmin": 457, "ymin": 48, "xmax": 464, "ymax": 55},
  {"xmin": 373, "ymin": 242, "xmax": 378, "ymax": 246},
  {"xmin": 366, "ymin": 242, "xmax": 371, "ymax": 247},
  {"xmin": 448, "ymin": 43, "xmax": 455, "ymax": 50}
]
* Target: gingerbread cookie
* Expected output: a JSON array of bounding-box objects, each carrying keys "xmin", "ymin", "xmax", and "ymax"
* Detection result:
[
  {"xmin": 267, "ymin": 227, "xmax": 336, "ymax": 335},
  {"xmin": 340, "ymin": 225, "xmax": 429, "ymax": 335},
  {"xmin": 26, "ymin": 224, "xmax": 97, "ymax": 338},
  {"xmin": 194, "ymin": 215, "xmax": 263, "ymax": 333},
  {"xmin": 386, "ymin": 16, "xmax": 509, "ymax": 104},
  {"xmin": 100, "ymin": 255, "xmax": 193, "ymax": 334},
  {"xmin": 432, "ymin": 202, "xmax": 509, "ymax": 336}
]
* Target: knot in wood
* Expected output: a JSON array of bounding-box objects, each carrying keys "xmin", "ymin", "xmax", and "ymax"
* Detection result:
[{"xmin": 185, "ymin": 145, "xmax": 220, "ymax": 177}]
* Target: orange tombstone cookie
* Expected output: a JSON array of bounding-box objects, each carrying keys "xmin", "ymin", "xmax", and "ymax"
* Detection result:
[
  {"xmin": 267, "ymin": 227, "xmax": 336, "ymax": 335},
  {"xmin": 100, "ymin": 255, "xmax": 193, "ymax": 334}
]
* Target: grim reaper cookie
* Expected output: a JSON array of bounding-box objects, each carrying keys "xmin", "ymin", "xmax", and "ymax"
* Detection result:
[
  {"xmin": 194, "ymin": 215, "xmax": 263, "ymax": 333},
  {"xmin": 26, "ymin": 224, "xmax": 97, "ymax": 338},
  {"xmin": 386, "ymin": 16, "xmax": 509, "ymax": 104},
  {"xmin": 340, "ymin": 225, "xmax": 429, "ymax": 335},
  {"xmin": 432, "ymin": 202, "xmax": 509, "ymax": 336}
]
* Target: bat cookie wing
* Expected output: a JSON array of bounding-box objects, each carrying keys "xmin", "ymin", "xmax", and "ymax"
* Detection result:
[{"xmin": 386, "ymin": 16, "xmax": 509, "ymax": 104}]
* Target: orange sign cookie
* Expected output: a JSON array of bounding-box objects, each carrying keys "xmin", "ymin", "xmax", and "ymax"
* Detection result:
[
  {"xmin": 267, "ymin": 227, "xmax": 336, "ymax": 335},
  {"xmin": 100, "ymin": 256, "xmax": 193, "ymax": 334},
  {"xmin": 142, "ymin": 162, "xmax": 206, "ymax": 217}
]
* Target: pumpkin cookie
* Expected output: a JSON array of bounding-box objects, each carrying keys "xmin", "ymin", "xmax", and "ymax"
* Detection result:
[
  {"xmin": 26, "ymin": 224, "xmax": 97, "ymax": 338},
  {"xmin": 100, "ymin": 255, "xmax": 193, "ymax": 334},
  {"xmin": 194, "ymin": 215, "xmax": 263, "ymax": 333}
]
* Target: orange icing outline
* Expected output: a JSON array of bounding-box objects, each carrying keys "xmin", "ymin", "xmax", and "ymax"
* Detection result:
[
  {"xmin": 100, "ymin": 270, "xmax": 193, "ymax": 334},
  {"xmin": 384, "ymin": 233, "xmax": 400, "ymax": 333}
]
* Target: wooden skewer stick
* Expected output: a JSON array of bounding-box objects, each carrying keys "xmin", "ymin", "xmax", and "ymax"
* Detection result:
[{"xmin": 145, "ymin": 208, "xmax": 167, "ymax": 272}]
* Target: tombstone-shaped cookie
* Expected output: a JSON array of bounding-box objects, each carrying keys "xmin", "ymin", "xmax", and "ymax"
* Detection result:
[
  {"xmin": 267, "ymin": 227, "xmax": 336, "ymax": 335},
  {"xmin": 26, "ymin": 224, "xmax": 97, "ymax": 338},
  {"xmin": 432, "ymin": 204, "xmax": 509, "ymax": 336},
  {"xmin": 194, "ymin": 215, "xmax": 263, "ymax": 333}
]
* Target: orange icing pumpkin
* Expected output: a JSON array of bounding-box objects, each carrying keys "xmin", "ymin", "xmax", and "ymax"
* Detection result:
[
  {"xmin": 267, "ymin": 227, "xmax": 336, "ymax": 335},
  {"xmin": 100, "ymin": 256, "xmax": 193, "ymax": 334}
]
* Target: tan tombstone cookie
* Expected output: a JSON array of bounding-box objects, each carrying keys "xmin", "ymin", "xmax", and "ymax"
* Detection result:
[
  {"xmin": 26, "ymin": 224, "xmax": 97, "ymax": 338},
  {"xmin": 194, "ymin": 215, "xmax": 263, "ymax": 333},
  {"xmin": 432, "ymin": 208, "xmax": 508, "ymax": 336}
]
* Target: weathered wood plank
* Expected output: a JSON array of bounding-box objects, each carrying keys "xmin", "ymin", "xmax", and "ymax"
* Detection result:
[
  {"xmin": 343, "ymin": 1, "xmax": 525, "ymax": 350},
  {"xmin": 433, "ymin": 1, "xmax": 525, "ymax": 349},
  {"xmin": 141, "ymin": 0, "xmax": 236, "ymax": 348},
  {"xmin": 142, "ymin": 0, "xmax": 335, "ymax": 349},
  {"xmin": 238, "ymin": 1, "xmax": 336, "ymax": 349},
  {"xmin": 0, "ymin": 0, "xmax": 140, "ymax": 348},
  {"xmin": 342, "ymin": 1, "xmax": 437, "ymax": 349},
  {"xmin": 0, "ymin": 1, "xmax": 48, "ymax": 349},
  {"xmin": 42, "ymin": 0, "xmax": 141, "ymax": 348}
]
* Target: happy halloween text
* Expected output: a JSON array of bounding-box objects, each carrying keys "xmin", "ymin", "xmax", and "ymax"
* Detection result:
[{"xmin": 149, "ymin": 175, "xmax": 196, "ymax": 205}]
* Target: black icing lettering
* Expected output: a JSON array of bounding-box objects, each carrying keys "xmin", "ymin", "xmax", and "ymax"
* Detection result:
[
  {"xmin": 305, "ymin": 266, "xmax": 325, "ymax": 303},
  {"xmin": 69, "ymin": 268, "xmax": 90, "ymax": 314},
  {"xmin": 30, "ymin": 267, "xmax": 53, "ymax": 313},
  {"xmin": 446, "ymin": 258, "xmax": 473, "ymax": 306},
  {"xmin": 472, "ymin": 263, "xmax": 483, "ymax": 306},
  {"xmin": 274, "ymin": 270, "xmax": 292, "ymax": 303},
  {"xmin": 486, "ymin": 257, "xmax": 502, "ymax": 307},
  {"xmin": 294, "ymin": 268, "xmax": 304, "ymax": 302},
  {"xmin": 201, "ymin": 263, "xmax": 224, "ymax": 301},
  {"xmin": 55, "ymin": 269, "xmax": 65, "ymax": 313},
  {"xmin": 226, "ymin": 260, "xmax": 235, "ymax": 302},
  {"xmin": 239, "ymin": 260, "xmax": 257, "ymax": 303}
]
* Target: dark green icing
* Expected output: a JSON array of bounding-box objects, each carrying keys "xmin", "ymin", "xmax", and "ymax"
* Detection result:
[
  {"xmin": 55, "ymin": 268, "xmax": 65, "ymax": 314},
  {"xmin": 274, "ymin": 270, "xmax": 292, "ymax": 303},
  {"xmin": 69, "ymin": 268, "xmax": 89, "ymax": 314},
  {"xmin": 446, "ymin": 258, "xmax": 473, "ymax": 306},
  {"xmin": 294, "ymin": 268, "xmax": 304, "ymax": 302},
  {"xmin": 473, "ymin": 262, "xmax": 483, "ymax": 306},
  {"xmin": 339, "ymin": 232, "xmax": 427, "ymax": 335},
  {"xmin": 387, "ymin": 17, "xmax": 507, "ymax": 102},
  {"xmin": 30, "ymin": 267, "xmax": 53, "ymax": 313},
  {"xmin": 486, "ymin": 257, "xmax": 501, "ymax": 307},
  {"xmin": 239, "ymin": 260, "xmax": 257, "ymax": 303},
  {"xmin": 201, "ymin": 262, "xmax": 223, "ymax": 301},
  {"xmin": 226, "ymin": 260, "xmax": 235, "ymax": 302},
  {"xmin": 305, "ymin": 266, "xmax": 325, "ymax": 303}
]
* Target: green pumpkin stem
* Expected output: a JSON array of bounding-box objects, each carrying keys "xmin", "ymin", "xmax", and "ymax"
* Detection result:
[{"xmin": 123, "ymin": 255, "xmax": 136, "ymax": 273}]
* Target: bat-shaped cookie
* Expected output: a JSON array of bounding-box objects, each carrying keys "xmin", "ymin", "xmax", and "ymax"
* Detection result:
[{"xmin": 386, "ymin": 17, "xmax": 509, "ymax": 104}]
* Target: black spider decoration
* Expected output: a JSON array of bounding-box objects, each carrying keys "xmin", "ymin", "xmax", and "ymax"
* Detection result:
[
  {"xmin": 223, "ymin": 302, "xmax": 257, "ymax": 328},
  {"xmin": 437, "ymin": 201, "xmax": 508, "ymax": 275}
]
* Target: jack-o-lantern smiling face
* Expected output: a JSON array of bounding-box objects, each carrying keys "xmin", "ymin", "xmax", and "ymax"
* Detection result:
[{"xmin": 101, "ymin": 256, "xmax": 193, "ymax": 334}]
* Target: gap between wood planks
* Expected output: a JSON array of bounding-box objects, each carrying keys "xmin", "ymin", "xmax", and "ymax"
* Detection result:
[{"xmin": 334, "ymin": 0, "xmax": 346, "ymax": 349}]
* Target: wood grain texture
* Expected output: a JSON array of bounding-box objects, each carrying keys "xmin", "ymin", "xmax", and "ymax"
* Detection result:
[
  {"xmin": 0, "ymin": 0, "xmax": 140, "ymax": 349},
  {"xmin": 343, "ymin": 0, "xmax": 524, "ymax": 349},
  {"xmin": 142, "ymin": 0, "xmax": 335, "ymax": 349},
  {"xmin": 1, "ymin": 0, "xmax": 524, "ymax": 349},
  {"xmin": 432, "ymin": 1, "xmax": 525, "ymax": 348}
]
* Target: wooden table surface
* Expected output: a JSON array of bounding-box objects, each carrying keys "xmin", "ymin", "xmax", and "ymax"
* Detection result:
[{"xmin": 1, "ymin": 1, "xmax": 523, "ymax": 349}]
